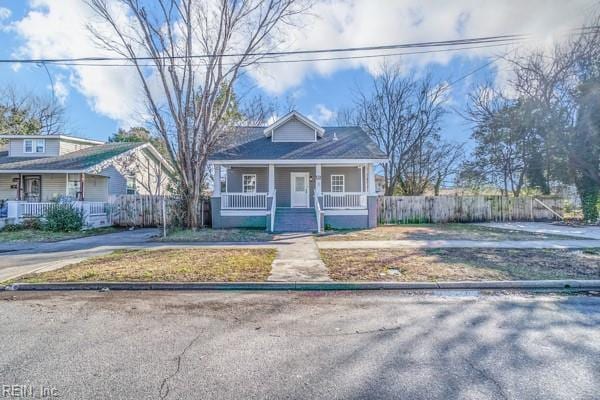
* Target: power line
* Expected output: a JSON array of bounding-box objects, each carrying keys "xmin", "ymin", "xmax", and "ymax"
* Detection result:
[
  {"xmin": 41, "ymin": 41, "xmax": 521, "ymax": 68},
  {"xmin": 3, "ymin": 33, "xmax": 528, "ymax": 64}
]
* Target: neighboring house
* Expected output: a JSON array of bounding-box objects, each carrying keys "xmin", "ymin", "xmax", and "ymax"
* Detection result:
[
  {"xmin": 375, "ymin": 174, "xmax": 386, "ymax": 195},
  {"xmin": 209, "ymin": 111, "xmax": 388, "ymax": 232},
  {"xmin": 0, "ymin": 134, "xmax": 174, "ymax": 227}
]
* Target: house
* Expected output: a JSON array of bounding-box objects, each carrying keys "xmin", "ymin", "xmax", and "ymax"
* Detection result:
[
  {"xmin": 208, "ymin": 111, "xmax": 388, "ymax": 232},
  {"xmin": 0, "ymin": 134, "xmax": 174, "ymax": 227}
]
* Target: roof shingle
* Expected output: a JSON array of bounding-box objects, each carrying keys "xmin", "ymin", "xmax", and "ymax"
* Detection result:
[{"xmin": 210, "ymin": 126, "xmax": 387, "ymax": 161}]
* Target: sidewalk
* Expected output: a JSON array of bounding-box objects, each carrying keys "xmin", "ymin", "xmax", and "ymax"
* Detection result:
[
  {"xmin": 317, "ymin": 239, "xmax": 600, "ymax": 249},
  {"xmin": 478, "ymin": 222, "xmax": 600, "ymax": 240},
  {"xmin": 268, "ymin": 233, "xmax": 331, "ymax": 282}
]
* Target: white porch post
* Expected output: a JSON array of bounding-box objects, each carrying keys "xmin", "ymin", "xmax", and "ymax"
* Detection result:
[
  {"xmin": 315, "ymin": 164, "xmax": 322, "ymax": 196},
  {"xmin": 213, "ymin": 164, "xmax": 221, "ymax": 197},
  {"xmin": 367, "ymin": 163, "xmax": 376, "ymax": 195},
  {"xmin": 268, "ymin": 164, "xmax": 275, "ymax": 195}
]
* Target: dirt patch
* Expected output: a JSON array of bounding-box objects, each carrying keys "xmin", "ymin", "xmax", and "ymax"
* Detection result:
[
  {"xmin": 320, "ymin": 248, "xmax": 600, "ymax": 281},
  {"xmin": 318, "ymin": 224, "xmax": 582, "ymax": 241},
  {"xmin": 10, "ymin": 248, "xmax": 276, "ymax": 283}
]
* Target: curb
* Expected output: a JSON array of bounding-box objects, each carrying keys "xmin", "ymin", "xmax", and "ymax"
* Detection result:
[{"xmin": 2, "ymin": 280, "xmax": 600, "ymax": 292}]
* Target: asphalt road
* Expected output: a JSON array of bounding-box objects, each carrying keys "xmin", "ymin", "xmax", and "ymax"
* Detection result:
[{"xmin": 0, "ymin": 291, "xmax": 598, "ymax": 400}]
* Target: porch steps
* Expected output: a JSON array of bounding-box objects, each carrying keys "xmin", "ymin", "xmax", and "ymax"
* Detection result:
[{"xmin": 274, "ymin": 208, "xmax": 317, "ymax": 232}]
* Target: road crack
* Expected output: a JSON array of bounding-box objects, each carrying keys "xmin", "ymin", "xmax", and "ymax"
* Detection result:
[
  {"xmin": 464, "ymin": 358, "xmax": 508, "ymax": 400},
  {"xmin": 159, "ymin": 332, "xmax": 204, "ymax": 400}
]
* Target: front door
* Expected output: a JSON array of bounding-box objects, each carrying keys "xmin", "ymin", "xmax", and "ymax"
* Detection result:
[
  {"xmin": 23, "ymin": 175, "xmax": 41, "ymax": 202},
  {"xmin": 290, "ymin": 172, "xmax": 309, "ymax": 208}
]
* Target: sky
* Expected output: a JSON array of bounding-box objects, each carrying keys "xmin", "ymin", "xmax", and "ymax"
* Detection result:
[{"xmin": 0, "ymin": 0, "xmax": 598, "ymax": 146}]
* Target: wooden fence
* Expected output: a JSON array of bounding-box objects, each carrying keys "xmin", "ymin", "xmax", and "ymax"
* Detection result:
[
  {"xmin": 378, "ymin": 196, "xmax": 565, "ymax": 224},
  {"xmin": 109, "ymin": 195, "xmax": 211, "ymax": 228}
]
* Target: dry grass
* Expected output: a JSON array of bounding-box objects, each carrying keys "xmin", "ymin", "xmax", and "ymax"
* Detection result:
[
  {"xmin": 320, "ymin": 248, "xmax": 600, "ymax": 281},
  {"xmin": 12, "ymin": 248, "xmax": 277, "ymax": 283},
  {"xmin": 318, "ymin": 224, "xmax": 580, "ymax": 241},
  {"xmin": 0, "ymin": 227, "xmax": 121, "ymax": 243},
  {"xmin": 160, "ymin": 228, "xmax": 273, "ymax": 242}
]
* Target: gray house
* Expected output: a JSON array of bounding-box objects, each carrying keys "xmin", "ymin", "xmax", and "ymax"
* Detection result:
[
  {"xmin": 209, "ymin": 111, "xmax": 387, "ymax": 232},
  {"xmin": 0, "ymin": 134, "xmax": 174, "ymax": 227}
]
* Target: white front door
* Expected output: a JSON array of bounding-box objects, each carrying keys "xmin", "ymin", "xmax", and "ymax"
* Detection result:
[{"xmin": 290, "ymin": 172, "xmax": 309, "ymax": 208}]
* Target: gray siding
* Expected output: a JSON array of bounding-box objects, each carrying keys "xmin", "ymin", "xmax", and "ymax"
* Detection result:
[
  {"xmin": 100, "ymin": 165, "xmax": 127, "ymax": 195},
  {"xmin": 59, "ymin": 140, "xmax": 94, "ymax": 155},
  {"xmin": 322, "ymin": 166, "xmax": 363, "ymax": 192},
  {"xmin": 9, "ymin": 138, "xmax": 60, "ymax": 157},
  {"xmin": 84, "ymin": 175, "xmax": 109, "ymax": 201},
  {"xmin": 272, "ymin": 118, "xmax": 315, "ymax": 142},
  {"xmin": 0, "ymin": 174, "xmax": 17, "ymax": 200},
  {"xmin": 226, "ymin": 167, "xmax": 268, "ymax": 192},
  {"xmin": 275, "ymin": 167, "xmax": 315, "ymax": 207}
]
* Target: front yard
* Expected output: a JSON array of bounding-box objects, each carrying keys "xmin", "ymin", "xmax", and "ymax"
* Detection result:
[
  {"xmin": 318, "ymin": 224, "xmax": 580, "ymax": 241},
  {"xmin": 159, "ymin": 228, "xmax": 273, "ymax": 242},
  {"xmin": 0, "ymin": 226, "xmax": 121, "ymax": 243},
  {"xmin": 320, "ymin": 248, "xmax": 600, "ymax": 281},
  {"xmin": 10, "ymin": 248, "xmax": 277, "ymax": 283}
]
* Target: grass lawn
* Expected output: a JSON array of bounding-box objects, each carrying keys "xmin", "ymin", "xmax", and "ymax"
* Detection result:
[
  {"xmin": 10, "ymin": 248, "xmax": 277, "ymax": 283},
  {"xmin": 318, "ymin": 224, "xmax": 581, "ymax": 241},
  {"xmin": 159, "ymin": 228, "xmax": 273, "ymax": 242},
  {"xmin": 0, "ymin": 227, "xmax": 121, "ymax": 243},
  {"xmin": 320, "ymin": 248, "xmax": 600, "ymax": 281}
]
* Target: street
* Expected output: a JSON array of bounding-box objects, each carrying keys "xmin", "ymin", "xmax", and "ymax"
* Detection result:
[{"xmin": 0, "ymin": 291, "xmax": 598, "ymax": 399}]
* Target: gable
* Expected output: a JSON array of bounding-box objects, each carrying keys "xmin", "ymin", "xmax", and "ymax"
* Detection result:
[{"xmin": 272, "ymin": 117, "xmax": 316, "ymax": 142}]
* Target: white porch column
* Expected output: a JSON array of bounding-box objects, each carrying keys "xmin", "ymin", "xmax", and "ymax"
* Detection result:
[
  {"xmin": 315, "ymin": 164, "xmax": 322, "ymax": 195},
  {"xmin": 213, "ymin": 164, "xmax": 221, "ymax": 197},
  {"xmin": 268, "ymin": 164, "xmax": 275, "ymax": 195},
  {"xmin": 367, "ymin": 163, "xmax": 376, "ymax": 195}
]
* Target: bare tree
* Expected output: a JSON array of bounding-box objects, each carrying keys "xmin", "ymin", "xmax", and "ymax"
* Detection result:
[
  {"xmin": 347, "ymin": 63, "xmax": 446, "ymax": 195},
  {"xmin": 87, "ymin": 0, "xmax": 307, "ymax": 227},
  {"xmin": 0, "ymin": 86, "xmax": 65, "ymax": 136}
]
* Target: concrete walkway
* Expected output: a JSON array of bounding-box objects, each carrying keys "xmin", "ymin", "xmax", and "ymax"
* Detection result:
[
  {"xmin": 318, "ymin": 239, "xmax": 600, "ymax": 249},
  {"xmin": 268, "ymin": 233, "xmax": 331, "ymax": 282},
  {"xmin": 479, "ymin": 222, "xmax": 600, "ymax": 240}
]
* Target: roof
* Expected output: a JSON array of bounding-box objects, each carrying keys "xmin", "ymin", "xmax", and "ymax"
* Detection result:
[
  {"xmin": 210, "ymin": 126, "xmax": 387, "ymax": 162},
  {"xmin": 263, "ymin": 111, "xmax": 325, "ymax": 138},
  {"xmin": 0, "ymin": 134, "xmax": 104, "ymax": 145},
  {"xmin": 0, "ymin": 142, "xmax": 143, "ymax": 172}
]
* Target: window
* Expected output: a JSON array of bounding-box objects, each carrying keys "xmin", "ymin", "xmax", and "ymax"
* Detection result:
[
  {"xmin": 243, "ymin": 174, "xmax": 256, "ymax": 193},
  {"xmin": 67, "ymin": 174, "xmax": 81, "ymax": 198},
  {"xmin": 126, "ymin": 176, "xmax": 137, "ymax": 195},
  {"xmin": 331, "ymin": 175, "xmax": 345, "ymax": 192},
  {"xmin": 23, "ymin": 139, "xmax": 45, "ymax": 154}
]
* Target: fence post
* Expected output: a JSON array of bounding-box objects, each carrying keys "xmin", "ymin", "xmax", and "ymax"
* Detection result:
[{"xmin": 162, "ymin": 196, "xmax": 167, "ymax": 238}]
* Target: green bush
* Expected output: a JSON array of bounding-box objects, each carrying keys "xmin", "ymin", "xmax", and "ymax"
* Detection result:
[
  {"xmin": 1, "ymin": 223, "xmax": 24, "ymax": 232},
  {"xmin": 43, "ymin": 203, "xmax": 84, "ymax": 232}
]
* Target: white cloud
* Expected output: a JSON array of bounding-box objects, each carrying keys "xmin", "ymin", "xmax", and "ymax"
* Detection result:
[
  {"xmin": 249, "ymin": 0, "xmax": 596, "ymax": 94},
  {"xmin": 0, "ymin": 7, "xmax": 11, "ymax": 20},
  {"xmin": 8, "ymin": 0, "xmax": 597, "ymax": 127},
  {"xmin": 48, "ymin": 74, "xmax": 69, "ymax": 105},
  {"xmin": 11, "ymin": 0, "xmax": 147, "ymax": 126},
  {"xmin": 309, "ymin": 104, "xmax": 336, "ymax": 125}
]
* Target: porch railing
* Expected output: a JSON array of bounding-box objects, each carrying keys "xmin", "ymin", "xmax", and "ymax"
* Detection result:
[
  {"xmin": 322, "ymin": 192, "xmax": 368, "ymax": 209},
  {"xmin": 221, "ymin": 192, "xmax": 268, "ymax": 209},
  {"xmin": 20, "ymin": 202, "xmax": 54, "ymax": 217}
]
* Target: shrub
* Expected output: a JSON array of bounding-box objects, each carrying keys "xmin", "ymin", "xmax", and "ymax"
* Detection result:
[
  {"xmin": 43, "ymin": 203, "xmax": 84, "ymax": 232},
  {"xmin": 1, "ymin": 223, "xmax": 24, "ymax": 232},
  {"xmin": 22, "ymin": 218, "xmax": 43, "ymax": 230}
]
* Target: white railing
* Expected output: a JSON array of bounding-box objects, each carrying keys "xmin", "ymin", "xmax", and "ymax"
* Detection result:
[
  {"xmin": 76, "ymin": 201, "xmax": 107, "ymax": 215},
  {"xmin": 270, "ymin": 190, "xmax": 277, "ymax": 232},
  {"xmin": 315, "ymin": 193, "xmax": 322, "ymax": 233},
  {"xmin": 322, "ymin": 192, "xmax": 368, "ymax": 209},
  {"xmin": 20, "ymin": 202, "xmax": 54, "ymax": 217},
  {"xmin": 221, "ymin": 192, "xmax": 268, "ymax": 209}
]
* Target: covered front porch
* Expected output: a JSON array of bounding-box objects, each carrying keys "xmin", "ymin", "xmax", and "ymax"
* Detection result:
[
  {"xmin": 210, "ymin": 162, "xmax": 379, "ymax": 232},
  {"xmin": 0, "ymin": 172, "xmax": 111, "ymax": 228}
]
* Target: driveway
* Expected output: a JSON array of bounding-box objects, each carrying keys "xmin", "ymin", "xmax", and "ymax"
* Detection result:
[
  {"xmin": 479, "ymin": 222, "xmax": 600, "ymax": 240},
  {"xmin": 0, "ymin": 291, "xmax": 598, "ymax": 399},
  {"xmin": 0, "ymin": 229, "xmax": 158, "ymax": 281}
]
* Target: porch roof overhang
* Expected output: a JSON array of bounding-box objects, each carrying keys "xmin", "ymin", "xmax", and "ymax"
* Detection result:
[
  {"xmin": 0, "ymin": 169, "xmax": 86, "ymax": 174},
  {"xmin": 208, "ymin": 158, "xmax": 388, "ymax": 165}
]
